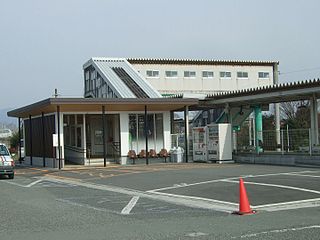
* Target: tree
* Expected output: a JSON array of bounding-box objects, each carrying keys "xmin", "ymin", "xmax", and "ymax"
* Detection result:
[
  {"xmin": 9, "ymin": 131, "xmax": 20, "ymax": 151},
  {"xmin": 280, "ymin": 100, "xmax": 310, "ymax": 129}
]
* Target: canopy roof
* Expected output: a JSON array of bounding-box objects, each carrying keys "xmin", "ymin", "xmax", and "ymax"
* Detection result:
[{"xmin": 8, "ymin": 98, "xmax": 199, "ymax": 118}]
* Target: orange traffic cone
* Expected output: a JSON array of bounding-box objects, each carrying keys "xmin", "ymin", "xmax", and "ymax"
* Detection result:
[{"xmin": 234, "ymin": 178, "xmax": 256, "ymax": 215}]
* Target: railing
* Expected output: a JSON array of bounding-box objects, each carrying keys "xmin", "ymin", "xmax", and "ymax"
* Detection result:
[{"xmin": 236, "ymin": 128, "xmax": 320, "ymax": 155}]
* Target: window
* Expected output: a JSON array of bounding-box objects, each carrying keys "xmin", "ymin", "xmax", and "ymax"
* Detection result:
[
  {"xmin": 220, "ymin": 71, "xmax": 231, "ymax": 78},
  {"xmin": 258, "ymin": 72, "xmax": 270, "ymax": 78},
  {"xmin": 165, "ymin": 71, "xmax": 178, "ymax": 78},
  {"xmin": 184, "ymin": 71, "xmax": 196, "ymax": 78},
  {"xmin": 237, "ymin": 72, "xmax": 248, "ymax": 78},
  {"xmin": 146, "ymin": 70, "xmax": 159, "ymax": 78},
  {"xmin": 202, "ymin": 71, "xmax": 214, "ymax": 78}
]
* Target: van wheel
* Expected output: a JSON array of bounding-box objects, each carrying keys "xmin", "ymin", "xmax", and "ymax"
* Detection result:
[{"xmin": 8, "ymin": 174, "xmax": 14, "ymax": 179}]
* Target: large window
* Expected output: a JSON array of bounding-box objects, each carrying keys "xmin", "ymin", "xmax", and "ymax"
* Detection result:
[
  {"xmin": 146, "ymin": 70, "xmax": 159, "ymax": 78},
  {"xmin": 202, "ymin": 71, "xmax": 214, "ymax": 78},
  {"xmin": 237, "ymin": 71, "xmax": 248, "ymax": 78},
  {"xmin": 258, "ymin": 72, "xmax": 270, "ymax": 78},
  {"xmin": 220, "ymin": 71, "xmax": 231, "ymax": 78},
  {"xmin": 165, "ymin": 71, "xmax": 178, "ymax": 78},
  {"xmin": 129, "ymin": 113, "xmax": 164, "ymax": 152},
  {"xmin": 184, "ymin": 71, "xmax": 196, "ymax": 78},
  {"xmin": 63, "ymin": 114, "xmax": 83, "ymax": 148}
]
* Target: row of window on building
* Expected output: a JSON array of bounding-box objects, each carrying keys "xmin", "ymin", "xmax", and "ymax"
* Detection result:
[{"xmin": 146, "ymin": 70, "xmax": 270, "ymax": 79}]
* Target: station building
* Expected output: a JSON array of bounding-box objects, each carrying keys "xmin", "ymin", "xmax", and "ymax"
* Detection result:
[{"xmin": 8, "ymin": 57, "xmax": 283, "ymax": 168}]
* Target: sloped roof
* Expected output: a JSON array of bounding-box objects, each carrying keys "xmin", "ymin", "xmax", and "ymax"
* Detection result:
[{"xmin": 83, "ymin": 58, "xmax": 162, "ymax": 98}]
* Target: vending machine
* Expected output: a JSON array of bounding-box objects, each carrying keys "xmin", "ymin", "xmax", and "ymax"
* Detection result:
[
  {"xmin": 207, "ymin": 123, "xmax": 232, "ymax": 162},
  {"xmin": 192, "ymin": 127, "xmax": 207, "ymax": 161}
]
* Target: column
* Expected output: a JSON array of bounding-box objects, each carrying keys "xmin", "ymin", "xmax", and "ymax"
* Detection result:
[
  {"xmin": 254, "ymin": 106, "xmax": 263, "ymax": 153},
  {"xmin": 184, "ymin": 106, "xmax": 189, "ymax": 163}
]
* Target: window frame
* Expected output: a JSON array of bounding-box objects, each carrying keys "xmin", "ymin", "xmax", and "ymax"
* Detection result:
[
  {"xmin": 202, "ymin": 70, "xmax": 214, "ymax": 79},
  {"xmin": 258, "ymin": 72, "xmax": 270, "ymax": 79},
  {"xmin": 165, "ymin": 70, "xmax": 178, "ymax": 78},
  {"xmin": 146, "ymin": 70, "xmax": 160, "ymax": 78},
  {"xmin": 184, "ymin": 71, "xmax": 196, "ymax": 78},
  {"xmin": 219, "ymin": 71, "xmax": 232, "ymax": 79},
  {"xmin": 237, "ymin": 71, "xmax": 249, "ymax": 79}
]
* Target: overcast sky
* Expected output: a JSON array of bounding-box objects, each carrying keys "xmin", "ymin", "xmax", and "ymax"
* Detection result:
[{"xmin": 1, "ymin": 0, "xmax": 320, "ymax": 109}]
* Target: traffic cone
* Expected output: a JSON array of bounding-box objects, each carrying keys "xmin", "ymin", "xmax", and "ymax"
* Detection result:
[{"xmin": 234, "ymin": 178, "xmax": 256, "ymax": 215}]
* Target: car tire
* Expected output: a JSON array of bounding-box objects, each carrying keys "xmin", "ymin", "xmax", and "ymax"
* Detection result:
[{"xmin": 8, "ymin": 174, "xmax": 14, "ymax": 179}]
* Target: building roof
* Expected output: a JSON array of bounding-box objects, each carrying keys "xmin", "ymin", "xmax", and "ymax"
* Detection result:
[
  {"xmin": 83, "ymin": 58, "xmax": 162, "ymax": 98},
  {"xmin": 127, "ymin": 58, "xmax": 279, "ymax": 66},
  {"xmin": 7, "ymin": 98, "xmax": 199, "ymax": 118},
  {"xmin": 202, "ymin": 78, "xmax": 320, "ymax": 107}
]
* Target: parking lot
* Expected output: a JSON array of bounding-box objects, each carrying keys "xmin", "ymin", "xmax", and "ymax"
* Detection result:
[{"xmin": 1, "ymin": 163, "xmax": 320, "ymax": 239}]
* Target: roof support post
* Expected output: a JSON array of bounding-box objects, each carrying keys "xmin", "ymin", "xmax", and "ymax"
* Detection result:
[
  {"xmin": 184, "ymin": 106, "xmax": 189, "ymax": 163},
  {"xmin": 273, "ymin": 62, "xmax": 281, "ymax": 150},
  {"xmin": 310, "ymin": 95, "xmax": 319, "ymax": 147},
  {"xmin": 102, "ymin": 106, "xmax": 107, "ymax": 167},
  {"xmin": 18, "ymin": 117, "xmax": 22, "ymax": 164},
  {"xmin": 145, "ymin": 105, "xmax": 149, "ymax": 165},
  {"xmin": 57, "ymin": 106, "xmax": 61, "ymax": 170},
  {"xmin": 275, "ymin": 103, "xmax": 281, "ymax": 150},
  {"xmin": 254, "ymin": 106, "xmax": 263, "ymax": 154},
  {"xmin": 29, "ymin": 115, "xmax": 33, "ymax": 166},
  {"xmin": 42, "ymin": 112, "xmax": 46, "ymax": 167}
]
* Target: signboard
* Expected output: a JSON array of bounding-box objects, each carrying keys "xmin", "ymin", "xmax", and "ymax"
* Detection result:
[{"xmin": 53, "ymin": 134, "xmax": 63, "ymax": 147}]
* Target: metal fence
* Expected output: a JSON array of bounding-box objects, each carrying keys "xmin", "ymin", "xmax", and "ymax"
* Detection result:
[{"xmin": 236, "ymin": 128, "xmax": 319, "ymax": 155}]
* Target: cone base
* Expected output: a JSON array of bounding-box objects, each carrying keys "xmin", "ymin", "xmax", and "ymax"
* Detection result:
[{"xmin": 232, "ymin": 210, "xmax": 257, "ymax": 215}]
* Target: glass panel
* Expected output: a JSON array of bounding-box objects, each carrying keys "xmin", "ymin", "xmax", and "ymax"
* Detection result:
[
  {"xmin": 129, "ymin": 115, "xmax": 137, "ymax": 151},
  {"xmin": 77, "ymin": 115, "xmax": 83, "ymax": 124},
  {"xmin": 77, "ymin": 127, "xmax": 82, "ymax": 148},
  {"xmin": 138, "ymin": 115, "xmax": 145, "ymax": 152},
  {"xmin": 155, "ymin": 114, "xmax": 164, "ymax": 152},
  {"xmin": 147, "ymin": 114, "xmax": 155, "ymax": 150},
  {"xmin": 71, "ymin": 126, "xmax": 76, "ymax": 146}
]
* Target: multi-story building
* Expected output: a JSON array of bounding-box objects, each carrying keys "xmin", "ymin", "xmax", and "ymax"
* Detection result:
[{"xmin": 128, "ymin": 58, "xmax": 279, "ymax": 96}]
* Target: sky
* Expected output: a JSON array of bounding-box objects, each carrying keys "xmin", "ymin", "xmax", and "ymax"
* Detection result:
[{"xmin": 1, "ymin": 0, "xmax": 320, "ymax": 110}]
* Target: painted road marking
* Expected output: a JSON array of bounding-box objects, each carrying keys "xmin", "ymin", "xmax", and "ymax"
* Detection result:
[
  {"xmin": 147, "ymin": 170, "xmax": 320, "ymax": 193},
  {"xmin": 221, "ymin": 179, "xmax": 320, "ymax": 194},
  {"xmin": 232, "ymin": 225, "xmax": 320, "ymax": 239},
  {"xmin": 121, "ymin": 196, "xmax": 140, "ymax": 215},
  {"xmin": 284, "ymin": 173, "xmax": 320, "ymax": 178},
  {"xmin": 5, "ymin": 179, "xmax": 43, "ymax": 188},
  {"xmin": 41, "ymin": 175, "xmax": 236, "ymax": 213}
]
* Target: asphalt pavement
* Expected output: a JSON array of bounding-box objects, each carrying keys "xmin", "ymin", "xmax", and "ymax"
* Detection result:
[{"xmin": 1, "ymin": 163, "xmax": 320, "ymax": 240}]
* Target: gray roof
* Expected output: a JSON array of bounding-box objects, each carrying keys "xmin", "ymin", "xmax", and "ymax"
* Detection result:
[
  {"xmin": 127, "ymin": 58, "xmax": 279, "ymax": 66},
  {"xmin": 83, "ymin": 58, "xmax": 162, "ymax": 98}
]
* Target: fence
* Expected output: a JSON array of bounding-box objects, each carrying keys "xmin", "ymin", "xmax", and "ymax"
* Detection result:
[{"xmin": 236, "ymin": 128, "xmax": 320, "ymax": 155}]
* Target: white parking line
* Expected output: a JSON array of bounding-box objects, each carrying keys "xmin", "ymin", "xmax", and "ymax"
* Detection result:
[
  {"xmin": 221, "ymin": 179, "xmax": 320, "ymax": 194},
  {"xmin": 284, "ymin": 173, "xmax": 320, "ymax": 178},
  {"xmin": 4, "ymin": 179, "xmax": 43, "ymax": 188},
  {"xmin": 232, "ymin": 225, "xmax": 320, "ymax": 239},
  {"xmin": 147, "ymin": 170, "xmax": 320, "ymax": 193},
  {"xmin": 121, "ymin": 196, "xmax": 140, "ymax": 215}
]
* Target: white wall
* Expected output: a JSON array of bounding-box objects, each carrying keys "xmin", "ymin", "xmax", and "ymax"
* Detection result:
[
  {"xmin": 119, "ymin": 112, "xmax": 129, "ymax": 156},
  {"xmin": 163, "ymin": 111, "xmax": 171, "ymax": 151},
  {"xmin": 132, "ymin": 63, "xmax": 274, "ymax": 94}
]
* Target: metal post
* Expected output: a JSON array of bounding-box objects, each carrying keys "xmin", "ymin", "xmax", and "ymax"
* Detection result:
[
  {"xmin": 184, "ymin": 106, "xmax": 189, "ymax": 163},
  {"xmin": 254, "ymin": 106, "xmax": 263, "ymax": 154},
  {"xmin": 144, "ymin": 105, "xmax": 149, "ymax": 165},
  {"xmin": 281, "ymin": 129, "xmax": 284, "ymax": 155},
  {"xmin": 18, "ymin": 118, "xmax": 21, "ymax": 163},
  {"xmin": 286, "ymin": 124, "xmax": 290, "ymax": 152},
  {"xmin": 102, "ymin": 106, "xmax": 107, "ymax": 167},
  {"xmin": 309, "ymin": 128, "xmax": 312, "ymax": 156},
  {"xmin": 29, "ymin": 115, "xmax": 33, "ymax": 166},
  {"xmin": 57, "ymin": 106, "xmax": 61, "ymax": 169},
  {"xmin": 42, "ymin": 112, "xmax": 46, "ymax": 167}
]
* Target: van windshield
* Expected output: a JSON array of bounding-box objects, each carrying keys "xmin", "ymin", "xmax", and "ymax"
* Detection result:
[{"xmin": 0, "ymin": 145, "xmax": 10, "ymax": 156}]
